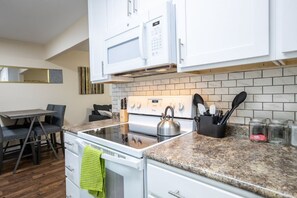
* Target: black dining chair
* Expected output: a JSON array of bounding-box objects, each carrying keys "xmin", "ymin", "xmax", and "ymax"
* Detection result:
[
  {"xmin": 0, "ymin": 125, "xmax": 36, "ymax": 174},
  {"xmin": 33, "ymin": 104, "xmax": 66, "ymax": 160}
]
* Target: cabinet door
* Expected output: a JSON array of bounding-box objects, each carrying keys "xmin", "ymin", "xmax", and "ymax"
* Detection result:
[
  {"xmin": 139, "ymin": 0, "xmax": 164, "ymax": 16},
  {"xmin": 106, "ymin": 0, "xmax": 129, "ymax": 35},
  {"xmin": 64, "ymin": 132, "xmax": 79, "ymax": 154},
  {"xmin": 147, "ymin": 164, "xmax": 243, "ymax": 198},
  {"xmin": 276, "ymin": 0, "xmax": 297, "ymax": 59},
  {"xmin": 106, "ymin": 0, "xmax": 144, "ymax": 37},
  {"xmin": 66, "ymin": 178, "xmax": 80, "ymax": 198},
  {"xmin": 65, "ymin": 149, "xmax": 80, "ymax": 186},
  {"xmin": 88, "ymin": 0, "xmax": 108, "ymax": 82},
  {"xmin": 176, "ymin": 0, "xmax": 269, "ymax": 69}
]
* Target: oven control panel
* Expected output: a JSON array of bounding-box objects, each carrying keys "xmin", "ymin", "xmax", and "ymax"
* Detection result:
[{"xmin": 127, "ymin": 95, "xmax": 194, "ymax": 118}]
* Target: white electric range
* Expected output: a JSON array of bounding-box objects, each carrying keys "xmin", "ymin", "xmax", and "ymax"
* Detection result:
[{"xmin": 76, "ymin": 95, "xmax": 194, "ymax": 198}]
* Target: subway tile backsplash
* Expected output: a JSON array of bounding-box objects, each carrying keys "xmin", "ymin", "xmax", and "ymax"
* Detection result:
[{"xmin": 112, "ymin": 65, "xmax": 297, "ymax": 125}]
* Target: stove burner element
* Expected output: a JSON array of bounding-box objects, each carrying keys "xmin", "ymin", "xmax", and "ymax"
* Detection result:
[{"xmin": 82, "ymin": 124, "xmax": 160, "ymax": 149}]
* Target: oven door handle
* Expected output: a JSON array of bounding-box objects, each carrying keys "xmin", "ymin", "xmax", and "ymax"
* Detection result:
[
  {"xmin": 76, "ymin": 139, "xmax": 143, "ymax": 171},
  {"xmin": 101, "ymin": 153, "xmax": 143, "ymax": 170}
]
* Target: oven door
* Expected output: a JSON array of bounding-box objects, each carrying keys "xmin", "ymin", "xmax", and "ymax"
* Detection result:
[
  {"xmin": 76, "ymin": 138, "xmax": 144, "ymax": 198},
  {"xmin": 104, "ymin": 24, "xmax": 147, "ymax": 75}
]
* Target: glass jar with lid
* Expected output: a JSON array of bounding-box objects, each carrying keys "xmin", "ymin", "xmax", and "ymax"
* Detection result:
[
  {"xmin": 249, "ymin": 118, "xmax": 268, "ymax": 142},
  {"xmin": 268, "ymin": 119, "xmax": 289, "ymax": 145}
]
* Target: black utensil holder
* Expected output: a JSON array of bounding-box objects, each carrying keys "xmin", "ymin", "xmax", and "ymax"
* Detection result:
[{"xmin": 197, "ymin": 115, "xmax": 226, "ymax": 138}]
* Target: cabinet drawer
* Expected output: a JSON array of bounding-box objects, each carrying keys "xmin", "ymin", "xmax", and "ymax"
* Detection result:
[
  {"xmin": 64, "ymin": 132, "xmax": 78, "ymax": 154},
  {"xmin": 65, "ymin": 149, "xmax": 80, "ymax": 186},
  {"xmin": 66, "ymin": 178, "xmax": 80, "ymax": 198},
  {"xmin": 147, "ymin": 164, "xmax": 242, "ymax": 198}
]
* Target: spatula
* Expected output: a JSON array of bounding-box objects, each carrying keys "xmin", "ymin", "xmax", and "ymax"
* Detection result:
[{"xmin": 219, "ymin": 91, "xmax": 247, "ymax": 125}]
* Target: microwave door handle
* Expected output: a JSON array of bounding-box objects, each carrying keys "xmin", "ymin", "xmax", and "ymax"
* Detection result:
[
  {"xmin": 139, "ymin": 23, "xmax": 147, "ymax": 61},
  {"xmin": 101, "ymin": 153, "xmax": 143, "ymax": 170}
]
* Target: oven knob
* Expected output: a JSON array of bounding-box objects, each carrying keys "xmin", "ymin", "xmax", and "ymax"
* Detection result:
[
  {"xmin": 171, "ymin": 104, "xmax": 175, "ymax": 109},
  {"xmin": 136, "ymin": 103, "xmax": 141, "ymax": 109},
  {"xmin": 137, "ymin": 138, "xmax": 142, "ymax": 144},
  {"xmin": 178, "ymin": 103, "xmax": 184, "ymax": 111},
  {"xmin": 130, "ymin": 103, "xmax": 135, "ymax": 109}
]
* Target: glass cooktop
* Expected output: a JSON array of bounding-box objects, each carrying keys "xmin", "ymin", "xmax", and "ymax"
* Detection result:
[{"xmin": 82, "ymin": 123, "xmax": 161, "ymax": 149}]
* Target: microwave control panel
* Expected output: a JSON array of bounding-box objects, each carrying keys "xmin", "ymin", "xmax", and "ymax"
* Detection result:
[{"xmin": 150, "ymin": 18, "xmax": 163, "ymax": 57}]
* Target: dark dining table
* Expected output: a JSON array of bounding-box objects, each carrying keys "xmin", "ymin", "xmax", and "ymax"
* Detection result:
[{"xmin": 0, "ymin": 109, "xmax": 59, "ymax": 173}]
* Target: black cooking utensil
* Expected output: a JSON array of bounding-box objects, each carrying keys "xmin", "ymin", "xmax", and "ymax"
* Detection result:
[
  {"xmin": 219, "ymin": 91, "xmax": 247, "ymax": 125},
  {"xmin": 123, "ymin": 98, "xmax": 127, "ymax": 109},
  {"xmin": 193, "ymin": 93, "xmax": 204, "ymax": 105},
  {"xmin": 193, "ymin": 93, "xmax": 204, "ymax": 131},
  {"xmin": 218, "ymin": 110, "xmax": 229, "ymax": 125}
]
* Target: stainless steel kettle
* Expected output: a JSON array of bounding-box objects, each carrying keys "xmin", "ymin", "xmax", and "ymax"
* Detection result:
[{"xmin": 157, "ymin": 106, "xmax": 181, "ymax": 137}]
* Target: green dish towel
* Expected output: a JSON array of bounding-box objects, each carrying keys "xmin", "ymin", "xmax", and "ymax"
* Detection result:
[{"xmin": 80, "ymin": 145, "xmax": 106, "ymax": 198}]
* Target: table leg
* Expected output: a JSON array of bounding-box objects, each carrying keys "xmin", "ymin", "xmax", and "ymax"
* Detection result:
[
  {"xmin": 29, "ymin": 137, "xmax": 37, "ymax": 165},
  {"xmin": 36, "ymin": 117, "xmax": 59, "ymax": 160},
  {"xmin": 13, "ymin": 117, "xmax": 36, "ymax": 174}
]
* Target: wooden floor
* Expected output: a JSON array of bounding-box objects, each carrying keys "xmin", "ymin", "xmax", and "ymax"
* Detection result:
[{"xmin": 0, "ymin": 151, "xmax": 65, "ymax": 198}]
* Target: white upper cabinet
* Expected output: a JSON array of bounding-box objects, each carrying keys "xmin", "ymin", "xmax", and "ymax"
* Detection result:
[
  {"xmin": 176, "ymin": 0, "xmax": 271, "ymax": 71},
  {"xmin": 276, "ymin": 0, "xmax": 297, "ymax": 60},
  {"xmin": 106, "ymin": 0, "xmax": 144, "ymax": 37},
  {"xmin": 88, "ymin": 0, "xmax": 133, "ymax": 83},
  {"xmin": 88, "ymin": 0, "xmax": 107, "ymax": 82}
]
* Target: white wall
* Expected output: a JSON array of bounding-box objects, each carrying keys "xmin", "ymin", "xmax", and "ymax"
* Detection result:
[
  {"xmin": 0, "ymin": 38, "xmax": 111, "ymax": 126},
  {"xmin": 45, "ymin": 16, "xmax": 89, "ymax": 60}
]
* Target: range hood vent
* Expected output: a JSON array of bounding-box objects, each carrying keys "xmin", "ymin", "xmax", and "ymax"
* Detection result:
[{"xmin": 114, "ymin": 64, "xmax": 177, "ymax": 78}]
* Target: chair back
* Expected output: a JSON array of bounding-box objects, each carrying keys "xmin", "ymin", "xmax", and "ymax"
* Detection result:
[
  {"xmin": 45, "ymin": 104, "xmax": 55, "ymax": 124},
  {"xmin": 52, "ymin": 105, "xmax": 66, "ymax": 127},
  {"xmin": 0, "ymin": 125, "xmax": 3, "ymax": 143}
]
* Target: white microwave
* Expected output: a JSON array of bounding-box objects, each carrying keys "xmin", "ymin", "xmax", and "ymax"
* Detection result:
[{"xmin": 104, "ymin": 1, "xmax": 176, "ymax": 75}]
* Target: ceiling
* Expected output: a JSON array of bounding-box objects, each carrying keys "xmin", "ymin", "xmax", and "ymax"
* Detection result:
[{"xmin": 0, "ymin": 0, "xmax": 88, "ymax": 44}]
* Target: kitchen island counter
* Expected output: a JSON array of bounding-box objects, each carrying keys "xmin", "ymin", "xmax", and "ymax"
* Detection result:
[
  {"xmin": 144, "ymin": 132, "xmax": 297, "ymax": 198},
  {"xmin": 63, "ymin": 119, "xmax": 120, "ymax": 134}
]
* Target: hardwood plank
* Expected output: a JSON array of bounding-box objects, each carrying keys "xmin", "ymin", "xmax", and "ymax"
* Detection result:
[{"xmin": 0, "ymin": 150, "xmax": 65, "ymax": 197}]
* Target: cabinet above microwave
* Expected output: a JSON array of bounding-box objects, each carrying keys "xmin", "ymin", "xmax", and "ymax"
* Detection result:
[{"xmin": 103, "ymin": 0, "xmax": 177, "ymax": 75}]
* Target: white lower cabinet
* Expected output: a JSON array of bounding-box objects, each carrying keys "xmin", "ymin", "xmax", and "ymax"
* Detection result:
[
  {"xmin": 147, "ymin": 160, "xmax": 261, "ymax": 198},
  {"xmin": 65, "ymin": 149, "xmax": 80, "ymax": 186},
  {"xmin": 65, "ymin": 132, "xmax": 80, "ymax": 197},
  {"xmin": 64, "ymin": 133, "xmax": 79, "ymax": 154},
  {"xmin": 66, "ymin": 178, "xmax": 80, "ymax": 198},
  {"xmin": 65, "ymin": 132, "xmax": 95, "ymax": 198}
]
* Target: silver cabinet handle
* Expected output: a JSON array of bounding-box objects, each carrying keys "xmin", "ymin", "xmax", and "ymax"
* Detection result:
[
  {"xmin": 66, "ymin": 195, "xmax": 72, "ymax": 198},
  {"xmin": 66, "ymin": 165, "xmax": 74, "ymax": 172},
  {"xmin": 133, "ymin": 0, "xmax": 138, "ymax": 13},
  {"xmin": 65, "ymin": 141, "xmax": 74, "ymax": 146},
  {"xmin": 178, "ymin": 39, "xmax": 184, "ymax": 64},
  {"xmin": 168, "ymin": 190, "xmax": 185, "ymax": 198},
  {"xmin": 101, "ymin": 61, "xmax": 104, "ymax": 75},
  {"xmin": 127, "ymin": 0, "xmax": 132, "ymax": 16}
]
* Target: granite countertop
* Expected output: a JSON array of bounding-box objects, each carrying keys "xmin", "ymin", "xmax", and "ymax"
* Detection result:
[
  {"xmin": 63, "ymin": 119, "xmax": 120, "ymax": 133},
  {"xmin": 144, "ymin": 132, "xmax": 297, "ymax": 198}
]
